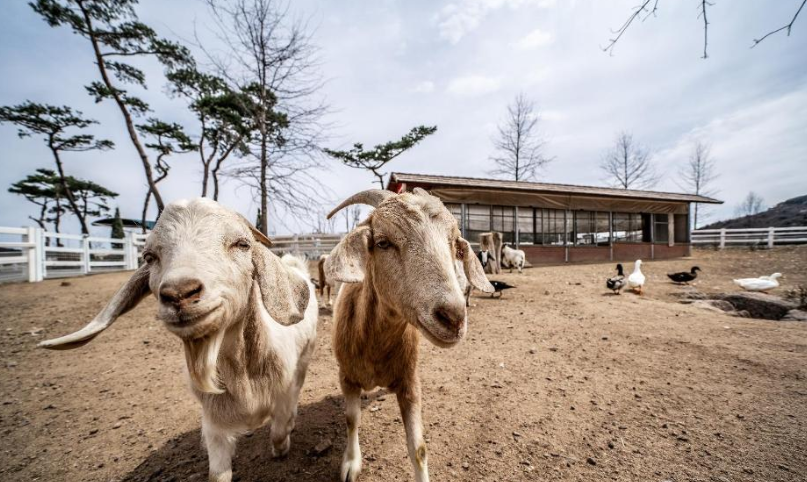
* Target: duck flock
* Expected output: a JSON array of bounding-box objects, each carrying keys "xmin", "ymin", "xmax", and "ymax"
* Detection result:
[{"xmin": 605, "ymin": 260, "xmax": 783, "ymax": 295}]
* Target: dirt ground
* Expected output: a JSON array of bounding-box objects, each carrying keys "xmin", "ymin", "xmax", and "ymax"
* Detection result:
[{"xmin": 1, "ymin": 246, "xmax": 806, "ymax": 482}]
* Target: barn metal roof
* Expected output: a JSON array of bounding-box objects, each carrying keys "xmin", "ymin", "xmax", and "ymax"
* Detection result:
[{"xmin": 388, "ymin": 173, "xmax": 723, "ymax": 204}]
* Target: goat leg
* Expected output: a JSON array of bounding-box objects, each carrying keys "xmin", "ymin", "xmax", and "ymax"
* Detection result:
[
  {"xmin": 340, "ymin": 378, "xmax": 363, "ymax": 482},
  {"xmin": 397, "ymin": 381, "xmax": 429, "ymax": 482},
  {"xmin": 202, "ymin": 418, "xmax": 236, "ymax": 482}
]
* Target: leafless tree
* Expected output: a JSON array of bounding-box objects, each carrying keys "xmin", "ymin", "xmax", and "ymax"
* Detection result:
[
  {"xmin": 736, "ymin": 192, "xmax": 765, "ymax": 217},
  {"xmin": 489, "ymin": 93, "xmax": 553, "ymax": 181},
  {"xmin": 678, "ymin": 140, "xmax": 718, "ymax": 228},
  {"xmin": 600, "ymin": 131, "xmax": 659, "ymax": 190},
  {"xmin": 202, "ymin": 0, "xmax": 329, "ymax": 234},
  {"xmin": 603, "ymin": 0, "xmax": 805, "ymax": 58}
]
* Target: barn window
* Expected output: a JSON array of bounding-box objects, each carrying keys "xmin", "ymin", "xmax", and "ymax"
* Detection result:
[
  {"xmin": 465, "ymin": 204, "xmax": 491, "ymax": 243},
  {"xmin": 573, "ymin": 211, "xmax": 610, "ymax": 246},
  {"xmin": 517, "ymin": 207, "xmax": 535, "ymax": 245},
  {"xmin": 613, "ymin": 213, "xmax": 645, "ymax": 243},
  {"xmin": 653, "ymin": 214, "xmax": 669, "ymax": 244},
  {"xmin": 536, "ymin": 209, "xmax": 568, "ymax": 245},
  {"xmin": 491, "ymin": 206, "xmax": 515, "ymax": 243}
]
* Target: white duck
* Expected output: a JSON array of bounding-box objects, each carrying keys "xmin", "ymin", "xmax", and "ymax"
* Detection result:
[
  {"xmin": 627, "ymin": 259, "xmax": 646, "ymax": 295},
  {"xmin": 733, "ymin": 273, "xmax": 782, "ymax": 292}
]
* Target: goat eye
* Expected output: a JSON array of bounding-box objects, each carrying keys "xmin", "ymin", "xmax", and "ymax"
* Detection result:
[
  {"xmin": 233, "ymin": 239, "xmax": 251, "ymax": 250},
  {"xmin": 143, "ymin": 252, "xmax": 156, "ymax": 264},
  {"xmin": 375, "ymin": 239, "xmax": 391, "ymax": 250}
]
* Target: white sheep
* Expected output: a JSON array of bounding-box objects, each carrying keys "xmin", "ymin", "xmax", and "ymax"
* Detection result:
[
  {"xmin": 501, "ymin": 244, "xmax": 526, "ymax": 273},
  {"xmin": 39, "ymin": 198, "xmax": 318, "ymax": 482},
  {"xmin": 325, "ymin": 188, "xmax": 493, "ymax": 482}
]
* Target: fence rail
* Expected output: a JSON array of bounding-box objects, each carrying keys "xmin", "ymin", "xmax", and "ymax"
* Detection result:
[
  {"xmin": 0, "ymin": 227, "xmax": 147, "ymax": 283},
  {"xmin": 692, "ymin": 226, "xmax": 807, "ymax": 248},
  {"xmin": 0, "ymin": 226, "xmax": 341, "ymax": 283},
  {"xmin": 268, "ymin": 233, "xmax": 343, "ymax": 259}
]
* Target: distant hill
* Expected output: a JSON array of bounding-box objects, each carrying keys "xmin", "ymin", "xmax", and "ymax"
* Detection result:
[{"xmin": 703, "ymin": 195, "xmax": 807, "ymax": 229}]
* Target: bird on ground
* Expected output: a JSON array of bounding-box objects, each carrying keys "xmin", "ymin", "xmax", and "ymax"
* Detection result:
[
  {"xmin": 627, "ymin": 259, "xmax": 646, "ymax": 295},
  {"xmin": 606, "ymin": 263, "xmax": 627, "ymax": 294},
  {"xmin": 667, "ymin": 266, "xmax": 701, "ymax": 284},
  {"xmin": 733, "ymin": 273, "xmax": 782, "ymax": 292},
  {"xmin": 489, "ymin": 280, "xmax": 515, "ymax": 298}
]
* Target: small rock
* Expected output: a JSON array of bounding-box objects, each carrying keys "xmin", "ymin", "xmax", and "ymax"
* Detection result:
[
  {"xmin": 60, "ymin": 281, "xmax": 71, "ymax": 287},
  {"xmin": 88, "ymin": 428, "xmax": 99, "ymax": 435},
  {"xmin": 369, "ymin": 406, "xmax": 381, "ymax": 412},
  {"xmin": 529, "ymin": 348, "xmax": 536, "ymax": 354},
  {"xmin": 783, "ymin": 309, "xmax": 807, "ymax": 321},
  {"xmin": 112, "ymin": 422, "xmax": 123, "ymax": 429},
  {"xmin": 312, "ymin": 439, "xmax": 332, "ymax": 456},
  {"xmin": 587, "ymin": 457, "xmax": 597, "ymax": 466},
  {"xmin": 461, "ymin": 462, "xmax": 470, "ymax": 470}
]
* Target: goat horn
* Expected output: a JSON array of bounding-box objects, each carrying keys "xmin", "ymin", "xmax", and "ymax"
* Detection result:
[
  {"xmin": 327, "ymin": 189, "xmax": 394, "ymax": 219},
  {"xmin": 39, "ymin": 265, "xmax": 152, "ymax": 350}
]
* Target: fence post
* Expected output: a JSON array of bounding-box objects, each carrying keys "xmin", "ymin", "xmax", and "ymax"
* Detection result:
[
  {"xmin": 719, "ymin": 228, "xmax": 726, "ymax": 249},
  {"xmin": 767, "ymin": 227, "xmax": 775, "ymax": 249},
  {"xmin": 25, "ymin": 227, "xmax": 38, "ymax": 283},
  {"xmin": 82, "ymin": 235, "xmax": 91, "ymax": 274},
  {"xmin": 124, "ymin": 232, "xmax": 135, "ymax": 270},
  {"xmin": 35, "ymin": 228, "xmax": 45, "ymax": 282}
]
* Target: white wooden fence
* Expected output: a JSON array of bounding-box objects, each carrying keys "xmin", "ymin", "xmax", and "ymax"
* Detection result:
[
  {"xmin": 0, "ymin": 227, "xmax": 147, "ymax": 283},
  {"xmin": 0, "ymin": 227, "xmax": 343, "ymax": 283},
  {"xmin": 692, "ymin": 226, "xmax": 807, "ymax": 248},
  {"xmin": 268, "ymin": 233, "xmax": 343, "ymax": 259}
]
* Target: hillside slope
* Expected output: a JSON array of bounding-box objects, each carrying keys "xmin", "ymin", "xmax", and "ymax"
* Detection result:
[{"xmin": 704, "ymin": 194, "xmax": 807, "ymax": 229}]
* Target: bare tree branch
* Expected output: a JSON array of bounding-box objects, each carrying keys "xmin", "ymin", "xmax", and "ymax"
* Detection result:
[
  {"xmin": 600, "ymin": 131, "xmax": 659, "ymax": 190},
  {"xmin": 489, "ymin": 93, "xmax": 554, "ymax": 181},
  {"xmin": 752, "ymin": 0, "xmax": 806, "ymax": 48},
  {"xmin": 677, "ymin": 140, "xmax": 718, "ymax": 228}
]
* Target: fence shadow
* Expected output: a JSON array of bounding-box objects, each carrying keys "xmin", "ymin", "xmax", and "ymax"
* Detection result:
[{"xmin": 121, "ymin": 394, "xmax": 350, "ymax": 482}]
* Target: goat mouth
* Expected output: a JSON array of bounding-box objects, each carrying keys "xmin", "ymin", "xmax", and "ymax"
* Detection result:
[
  {"xmin": 160, "ymin": 302, "xmax": 223, "ymax": 327},
  {"xmin": 415, "ymin": 316, "xmax": 466, "ymax": 348}
]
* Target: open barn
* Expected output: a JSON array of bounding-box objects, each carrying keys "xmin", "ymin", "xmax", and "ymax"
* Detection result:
[{"xmin": 387, "ymin": 173, "xmax": 723, "ymax": 265}]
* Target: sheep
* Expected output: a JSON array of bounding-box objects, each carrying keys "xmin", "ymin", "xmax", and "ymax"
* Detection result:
[
  {"xmin": 324, "ymin": 188, "xmax": 494, "ymax": 482},
  {"xmin": 501, "ymin": 244, "xmax": 526, "ymax": 273},
  {"xmin": 39, "ymin": 198, "xmax": 318, "ymax": 482}
]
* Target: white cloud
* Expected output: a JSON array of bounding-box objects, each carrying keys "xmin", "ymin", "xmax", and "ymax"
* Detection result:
[
  {"xmin": 411, "ymin": 80, "xmax": 436, "ymax": 93},
  {"xmin": 447, "ymin": 75, "xmax": 503, "ymax": 96},
  {"xmin": 514, "ymin": 28, "xmax": 553, "ymax": 49},
  {"xmin": 436, "ymin": 0, "xmax": 555, "ymax": 44}
]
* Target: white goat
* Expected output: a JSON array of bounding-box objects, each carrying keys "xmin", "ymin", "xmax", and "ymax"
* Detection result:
[
  {"xmin": 40, "ymin": 199, "xmax": 318, "ymax": 482},
  {"xmin": 501, "ymin": 245, "xmax": 526, "ymax": 273},
  {"xmin": 325, "ymin": 189, "xmax": 493, "ymax": 482}
]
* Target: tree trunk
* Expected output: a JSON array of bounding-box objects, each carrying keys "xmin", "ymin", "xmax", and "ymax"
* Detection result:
[
  {"xmin": 210, "ymin": 138, "xmax": 240, "ymax": 201},
  {"xmin": 259, "ymin": 125, "xmax": 269, "ymax": 235},
  {"xmin": 141, "ymin": 189, "xmax": 152, "ymax": 235},
  {"xmin": 49, "ymin": 140, "xmax": 89, "ymax": 235},
  {"xmin": 78, "ymin": 3, "xmax": 165, "ymax": 215}
]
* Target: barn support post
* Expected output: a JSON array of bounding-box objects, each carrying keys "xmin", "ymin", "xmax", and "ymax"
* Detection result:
[
  {"xmin": 609, "ymin": 211, "xmax": 614, "ymax": 261},
  {"xmin": 564, "ymin": 210, "xmax": 569, "ymax": 263},
  {"xmin": 514, "ymin": 206, "xmax": 519, "ymax": 249},
  {"xmin": 460, "ymin": 203, "xmax": 467, "ymax": 239},
  {"xmin": 668, "ymin": 213, "xmax": 675, "ymax": 247}
]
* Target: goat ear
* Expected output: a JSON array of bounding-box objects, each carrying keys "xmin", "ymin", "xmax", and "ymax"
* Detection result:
[
  {"xmin": 237, "ymin": 213, "xmax": 272, "ymax": 247},
  {"xmin": 252, "ymin": 248, "xmax": 309, "ymax": 325},
  {"xmin": 39, "ymin": 264, "xmax": 152, "ymax": 349},
  {"xmin": 326, "ymin": 225, "xmax": 370, "ymax": 283},
  {"xmin": 458, "ymin": 238, "xmax": 494, "ymax": 293}
]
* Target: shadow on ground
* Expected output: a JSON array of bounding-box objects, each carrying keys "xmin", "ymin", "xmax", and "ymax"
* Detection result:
[{"xmin": 122, "ymin": 395, "xmax": 347, "ymax": 482}]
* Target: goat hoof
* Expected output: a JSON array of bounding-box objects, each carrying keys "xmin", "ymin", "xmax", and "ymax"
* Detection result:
[
  {"xmin": 208, "ymin": 470, "xmax": 233, "ymax": 482},
  {"xmin": 341, "ymin": 456, "xmax": 361, "ymax": 482},
  {"xmin": 271, "ymin": 435, "xmax": 291, "ymax": 458}
]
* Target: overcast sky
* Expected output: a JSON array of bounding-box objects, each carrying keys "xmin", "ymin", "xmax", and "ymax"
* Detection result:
[{"xmin": 1, "ymin": 0, "xmax": 805, "ymax": 235}]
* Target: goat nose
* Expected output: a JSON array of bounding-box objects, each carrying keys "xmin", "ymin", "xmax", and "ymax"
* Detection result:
[
  {"xmin": 159, "ymin": 278, "xmax": 204, "ymax": 308},
  {"xmin": 432, "ymin": 303, "xmax": 466, "ymax": 332}
]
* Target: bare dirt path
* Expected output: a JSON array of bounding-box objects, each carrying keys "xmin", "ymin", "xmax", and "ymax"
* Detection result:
[{"xmin": 1, "ymin": 247, "xmax": 805, "ymax": 481}]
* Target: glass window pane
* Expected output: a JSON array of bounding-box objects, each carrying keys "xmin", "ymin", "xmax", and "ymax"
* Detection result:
[
  {"xmin": 517, "ymin": 208, "xmax": 534, "ymax": 244},
  {"xmin": 654, "ymin": 214, "xmax": 669, "ymax": 243}
]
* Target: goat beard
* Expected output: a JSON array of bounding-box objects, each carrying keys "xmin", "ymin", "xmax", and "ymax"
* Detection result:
[{"xmin": 182, "ymin": 328, "xmax": 227, "ymax": 395}]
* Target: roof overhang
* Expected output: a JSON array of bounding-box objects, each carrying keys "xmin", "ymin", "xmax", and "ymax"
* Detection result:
[{"xmin": 387, "ymin": 172, "xmax": 723, "ymax": 205}]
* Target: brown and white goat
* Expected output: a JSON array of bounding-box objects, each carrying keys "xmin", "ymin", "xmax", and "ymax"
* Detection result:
[
  {"xmin": 317, "ymin": 253, "xmax": 337, "ymax": 306},
  {"xmin": 325, "ymin": 188, "xmax": 493, "ymax": 482},
  {"xmin": 39, "ymin": 199, "xmax": 318, "ymax": 482}
]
